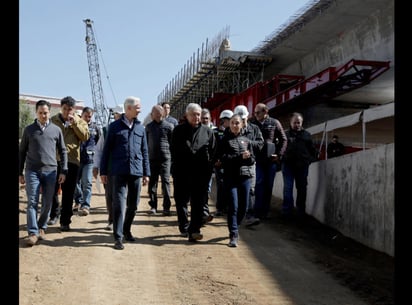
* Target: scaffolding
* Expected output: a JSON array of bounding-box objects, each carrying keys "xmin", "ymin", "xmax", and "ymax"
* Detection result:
[{"xmin": 157, "ymin": 26, "xmax": 272, "ymax": 120}]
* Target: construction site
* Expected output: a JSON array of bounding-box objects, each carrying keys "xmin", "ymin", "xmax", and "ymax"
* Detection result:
[
  {"xmin": 20, "ymin": 0, "xmax": 394, "ymax": 256},
  {"xmin": 18, "ymin": 0, "xmax": 395, "ymax": 303},
  {"xmin": 157, "ymin": 0, "xmax": 395, "ymax": 257}
]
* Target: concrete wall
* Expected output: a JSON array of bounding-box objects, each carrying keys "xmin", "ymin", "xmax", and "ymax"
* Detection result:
[
  {"xmin": 272, "ymin": 143, "xmax": 394, "ymax": 256},
  {"xmin": 282, "ymin": 0, "xmax": 394, "ymax": 80}
]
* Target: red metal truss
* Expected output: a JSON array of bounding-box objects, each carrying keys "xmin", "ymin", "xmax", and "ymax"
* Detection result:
[
  {"xmin": 206, "ymin": 59, "xmax": 390, "ymax": 122},
  {"xmin": 264, "ymin": 59, "xmax": 390, "ymax": 109}
]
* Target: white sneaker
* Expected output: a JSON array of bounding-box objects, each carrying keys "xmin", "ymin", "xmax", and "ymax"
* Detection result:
[
  {"xmin": 79, "ymin": 208, "xmax": 90, "ymax": 216},
  {"xmin": 27, "ymin": 234, "xmax": 38, "ymax": 246},
  {"xmin": 227, "ymin": 236, "xmax": 238, "ymax": 247},
  {"xmin": 148, "ymin": 208, "xmax": 157, "ymax": 215},
  {"xmin": 105, "ymin": 222, "xmax": 113, "ymax": 231}
]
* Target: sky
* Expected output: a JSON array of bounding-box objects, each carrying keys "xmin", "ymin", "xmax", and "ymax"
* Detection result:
[{"xmin": 19, "ymin": 0, "xmax": 311, "ymax": 121}]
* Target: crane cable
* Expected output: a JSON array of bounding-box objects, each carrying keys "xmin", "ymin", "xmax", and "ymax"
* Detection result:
[{"xmin": 92, "ymin": 25, "xmax": 118, "ymax": 109}]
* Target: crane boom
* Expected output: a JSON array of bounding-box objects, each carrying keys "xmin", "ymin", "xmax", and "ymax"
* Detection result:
[{"xmin": 83, "ymin": 19, "xmax": 109, "ymax": 128}]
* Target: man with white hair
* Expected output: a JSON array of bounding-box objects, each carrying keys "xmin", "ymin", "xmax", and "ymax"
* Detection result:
[
  {"xmin": 171, "ymin": 103, "xmax": 217, "ymax": 242},
  {"xmin": 100, "ymin": 96, "xmax": 151, "ymax": 250}
]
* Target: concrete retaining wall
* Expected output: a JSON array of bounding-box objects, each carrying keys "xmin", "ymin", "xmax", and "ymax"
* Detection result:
[{"xmin": 272, "ymin": 143, "xmax": 394, "ymax": 256}]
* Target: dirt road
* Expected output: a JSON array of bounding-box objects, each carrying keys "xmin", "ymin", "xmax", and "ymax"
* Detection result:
[{"xmin": 18, "ymin": 181, "xmax": 394, "ymax": 305}]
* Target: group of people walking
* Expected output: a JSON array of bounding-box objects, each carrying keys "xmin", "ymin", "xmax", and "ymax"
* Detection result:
[{"xmin": 19, "ymin": 96, "xmax": 318, "ymax": 250}]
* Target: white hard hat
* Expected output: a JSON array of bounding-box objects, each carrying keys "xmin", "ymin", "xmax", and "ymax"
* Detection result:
[
  {"xmin": 233, "ymin": 105, "xmax": 249, "ymax": 119},
  {"xmin": 219, "ymin": 109, "xmax": 233, "ymax": 119},
  {"xmin": 111, "ymin": 104, "xmax": 124, "ymax": 114}
]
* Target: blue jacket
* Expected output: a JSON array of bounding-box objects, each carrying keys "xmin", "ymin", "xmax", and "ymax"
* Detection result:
[
  {"xmin": 99, "ymin": 114, "xmax": 150, "ymax": 177},
  {"xmin": 80, "ymin": 122, "xmax": 100, "ymax": 164}
]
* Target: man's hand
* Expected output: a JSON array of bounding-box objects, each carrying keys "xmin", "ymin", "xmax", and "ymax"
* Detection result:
[
  {"xmin": 100, "ymin": 175, "xmax": 108, "ymax": 184},
  {"xmin": 92, "ymin": 167, "xmax": 99, "ymax": 179},
  {"xmin": 142, "ymin": 176, "xmax": 150, "ymax": 186}
]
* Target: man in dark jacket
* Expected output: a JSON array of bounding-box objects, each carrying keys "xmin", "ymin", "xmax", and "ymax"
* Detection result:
[
  {"xmin": 171, "ymin": 103, "xmax": 216, "ymax": 242},
  {"xmin": 250, "ymin": 103, "xmax": 287, "ymax": 220},
  {"xmin": 145, "ymin": 104, "xmax": 174, "ymax": 215},
  {"xmin": 327, "ymin": 135, "xmax": 345, "ymax": 158},
  {"xmin": 281, "ymin": 112, "xmax": 318, "ymax": 219},
  {"xmin": 100, "ymin": 96, "xmax": 151, "ymax": 250}
]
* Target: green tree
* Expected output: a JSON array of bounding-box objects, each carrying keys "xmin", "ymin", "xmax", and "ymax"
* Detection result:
[{"xmin": 19, "ymin": 100, "xmax": 34, "ymax": 138}]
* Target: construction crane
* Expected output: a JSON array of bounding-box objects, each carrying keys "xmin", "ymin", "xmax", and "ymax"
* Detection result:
[{"xmin": 83, "ymin": 18, "xmax": 109, "ymax": 128}]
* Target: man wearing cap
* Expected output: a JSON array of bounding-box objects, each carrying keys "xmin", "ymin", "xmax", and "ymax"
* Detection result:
[
  {"xmin": 213, "ymin": 109, "xmax": 233, "ymax": 216},
  {"xmin": 233, "ymin": 105, "xmax": 264, "ymax": 226},
  {"xmin": 92, "ymin": 104, "xmax": 124, "ymax": 230},
  {"xmin": 200, "ymin": 108, "xmax": 217, "ymax": 224}
]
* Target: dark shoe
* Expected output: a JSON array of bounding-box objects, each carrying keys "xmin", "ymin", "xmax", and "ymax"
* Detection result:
[
  {"xmin": 188, "ymin": 232, "xmax": 203, "ymax": 242},
  {"xmin": 202, "ymin": 214, "xmax": 214, "ymax": 225},
  {"xmin": 180, "ymin": 231, "xmax": 188, "ymax": 237},
  {"xmin": 296, "ymin": 211, "xmax": 309, "ymax": 222},
  {"xmin": 47, "ymin": 215, "xmax": 59, "ymax": 225},
  {"xmin": 280, "ymin": 213, "xmax": 293, "ymax": 221},
  {"xmin": 105, "ymin": 222, "xmax": 113, "ymax": 231},
  {"xmin": 245, "ymin": 216, "xmax": 260, "ymax": 227},
  {"xmin": 124, "ymin": 233, "xmax": 136, "ymax": 242},
  {"xmin": 214, "ymin": 210, "xmax": 224, "ymax": 217},
  {"xmin": 114, "ymin": 240, "xmax": 124, "ymax": 250},
  {"xmin": 162, "ymin": 210, "xmax": 171, "ymax": 216},
  {"xmin": 60, "ymin": 224, "xmax": 70, "ymax": 232}
]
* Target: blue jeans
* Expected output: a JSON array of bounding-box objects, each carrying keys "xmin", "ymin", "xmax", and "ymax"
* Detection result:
[
  {"xmin": 254, "ymin": 160, "xmax": 278, "ymax": 218},
  {"xmin": 74, "ymin": 162, "xmax": 94, "ymax": 209},
  {"xmin": 226, "ymin": 176, "xmax": 251, "ymax": 238},
  {"xmin": 112, "ymin": 175, "xmax": 142, "ymax": 241},
  {"xmin": 25, "ymin": 170, "xmax": 57, "ymax": 235},
  {"xmin": 281, "ymin": 163, "xmax": 309, "ymax": 215}
]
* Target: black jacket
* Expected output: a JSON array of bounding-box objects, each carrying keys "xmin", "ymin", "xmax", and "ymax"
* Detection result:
[
  {"xmin": 145, "ymin": 119, "xmax": 174, "ymax": 162},
  {"xmin": 283, "ymin": 128, "xmax": 318, "ymax": 167},
  {"xmin": 171, "ymin": 122, "xmax": 216, "ymax": 178},
  {"xmin": 218, "ymin": 130, "xmax": 255, "ymax": 178}
]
